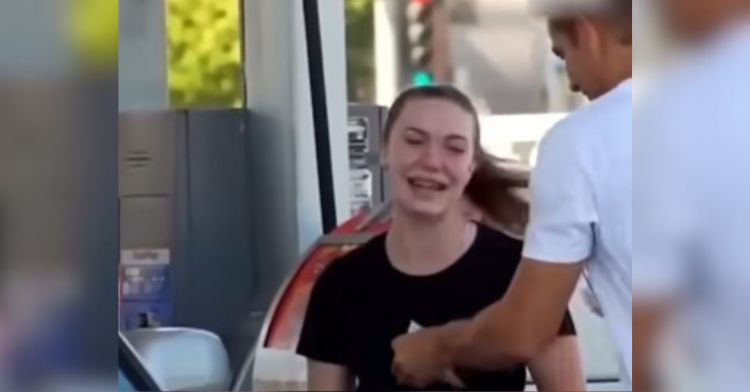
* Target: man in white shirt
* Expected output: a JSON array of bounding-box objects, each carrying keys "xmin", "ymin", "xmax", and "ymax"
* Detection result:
[
  {"xmin": 391, "ymin": 0, "xmax": 633, "ymax": 389},
  {"xmin": 634, "ymin": 1, "xmax": 750, "ymax": 391}
]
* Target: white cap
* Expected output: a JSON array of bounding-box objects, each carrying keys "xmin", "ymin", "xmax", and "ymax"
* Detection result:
[{"xmin": 527, "ymin": 0, "xmax": 612, "ymax": 17}]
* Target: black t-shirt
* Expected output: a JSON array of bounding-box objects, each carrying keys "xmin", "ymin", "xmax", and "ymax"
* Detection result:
[{"xmin": 297, "ymin": 224, "xmax": 576, "ymax": 391}]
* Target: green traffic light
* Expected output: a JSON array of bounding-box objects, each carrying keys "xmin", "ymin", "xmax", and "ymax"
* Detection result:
[{"xmin": 412, "ymin": 71, "xmax": 433, "ymax": 86}]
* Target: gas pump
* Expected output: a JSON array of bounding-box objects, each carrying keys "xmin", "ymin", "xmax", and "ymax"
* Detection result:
[
  {"xmin": 118, "ymin": 112, "xmax": 182, "ymax": 330},
  {"xmin": 347, "ymin": 104, "xmax": 389, "ymax": 215}
]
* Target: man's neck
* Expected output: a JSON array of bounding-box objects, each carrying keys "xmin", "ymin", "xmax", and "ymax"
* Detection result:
[
  {"xmin": 608, "ymin": 70, "xmax": 632, "ymax": 91},
  {"xmin": 593, "ymin": 52, "xmax": 632, "ymax": 99}
]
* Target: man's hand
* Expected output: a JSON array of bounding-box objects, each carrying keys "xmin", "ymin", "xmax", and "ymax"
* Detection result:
[
  {"xmin": 391, "ymin": 321, "xmax": 467, "ymax": 389},
  {"xmin": 392, "ymin": 258, "xmax": 583, "ymax": 387},
  {"xmin": 634, "ymin": 298, "xmax": 672, "ymax": 392}
]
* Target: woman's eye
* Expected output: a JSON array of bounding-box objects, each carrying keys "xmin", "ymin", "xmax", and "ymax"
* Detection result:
[
  {"xmin": 447, "ymin": 145, "xmax": 466, "ymax": 154},
  {"xmin": 405, "ymin": 138, "xmax": 423, "ymax": 145}
]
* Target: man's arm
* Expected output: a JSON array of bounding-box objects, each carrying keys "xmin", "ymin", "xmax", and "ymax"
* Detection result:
[
  {"xmin": 445, "ymin": 118, "xmax": 593, "ymax": 370},
  {"xmin": 446, "ymin": 258, "xmax": 584, "ymax": 370},
  {"xmin": 528, "ymin": 335, "xmax": 586, "ymax": 391},
  {"xmin": 634, "ymin": 298, "xmax": 672, "ymax": 392},
  {"xmin": 393, "ymin": 118, "xmax": 594, "ymax": 387}
]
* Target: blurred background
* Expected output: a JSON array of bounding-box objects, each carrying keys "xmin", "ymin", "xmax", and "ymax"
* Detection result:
[
  {"xmin": 115, "ymin": 1, "xmax": 627, "ymax": 391},
  {"xmin": 0, "ymin": 0, "xmax": 686, "ymax": 391},
  {"xmin": 128, "ymin": 0, "xmax": 584, "ymax": 112},
  {"xmin": 0, "ymin": 0, "xmax": 118, "ymax": 390}
]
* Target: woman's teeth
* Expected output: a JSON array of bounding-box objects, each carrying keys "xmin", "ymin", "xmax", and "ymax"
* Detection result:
[{"xmin": 408, "ymin": 178, "xmax": 447, "ymax": 191}]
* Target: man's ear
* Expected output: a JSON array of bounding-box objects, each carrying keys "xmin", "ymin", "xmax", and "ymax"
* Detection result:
[
  {"xmin": 577, "ymin": 16, "xmax": 605, "ymax": 54},
  {"xmin": 570, "ymin": 17, "xmax": 599, "ymax": 49}
]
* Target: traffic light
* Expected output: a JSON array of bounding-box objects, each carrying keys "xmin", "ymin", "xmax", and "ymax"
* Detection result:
[
  {"xmin": 411, "ymin": 70, "xmax": 434, "ymax": 86},
  {"xmin": 405, "ymin": 0, "xmax": 435, "ymax": 85}
]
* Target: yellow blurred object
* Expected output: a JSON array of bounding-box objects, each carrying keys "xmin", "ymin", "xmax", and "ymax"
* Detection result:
[
  {"xmin": 166, "ymin": 0, "xmax": 243, "ymax": 107},
  {"xmin": 68, "ymin": 0, "xmax": 119, "ymax": 70}
]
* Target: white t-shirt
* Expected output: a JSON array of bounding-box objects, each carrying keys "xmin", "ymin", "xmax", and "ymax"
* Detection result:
[
  {"xmin": 634, "ymin": 21, "xmax": 750, "ymax": 390},
  {"xmin": 522, "ymin": 79, "xmax": 633, "ymax": 385}
]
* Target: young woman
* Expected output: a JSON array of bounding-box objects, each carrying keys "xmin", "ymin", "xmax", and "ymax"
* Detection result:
[{"xmin": 297, "ymin": 85, "xmax": 585, "ymax": 391}]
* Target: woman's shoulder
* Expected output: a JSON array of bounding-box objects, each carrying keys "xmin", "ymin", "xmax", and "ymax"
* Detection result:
[
  {"xmin": 317, "ymin": 233, "xmax": 387, "ymax": 284},
  {"xmin": 465, "ymin": 224, "xmax": 525, "ymax": 278},
  {"xmin": 475, "ymin": 223, "xmax": 524, "ymax": 254}
]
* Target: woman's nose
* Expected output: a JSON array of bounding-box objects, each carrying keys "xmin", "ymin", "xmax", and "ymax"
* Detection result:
[{"xmin": 418, "ymin": 143, "xmax": 442, "ymax": 170}]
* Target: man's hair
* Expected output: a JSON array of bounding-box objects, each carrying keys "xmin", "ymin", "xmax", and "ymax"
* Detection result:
[
  {"xmin": 532, "ymin": 0, "xmax": 631, "ymax": 18},
  {"xmin": 549, "ymin": 0, "xmax": 632, "ymax": 45}
]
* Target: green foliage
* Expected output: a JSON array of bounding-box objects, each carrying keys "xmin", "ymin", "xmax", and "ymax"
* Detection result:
[
  {"xmin": 345, "ymin": 0, "xmax": 375, "ymax": 103},
  {"xmin": 167, "ymin": 0, "xmax": 243, "ymax": 108},
  {"xmin": 68, "ymin": 0, "xmax": 118, "ymax": 70},
  {"xmin": 166, "ymin": 0, "xmax": 373, "ymax": 106}
]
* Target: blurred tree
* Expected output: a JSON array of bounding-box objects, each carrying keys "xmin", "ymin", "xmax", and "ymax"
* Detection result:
[
  {"xmin": 166, "ymin": 0, "xmax": 243, "ymax": 108},
  {"xmin": 166, "ymin": 0, "xmax": 371, "ymax": 106},
  {"xmin": 345, "ymin": 0, "xmax": 375, "ymax": 103},
  {"xmin": 68, "ymin": 0, "xmax": 118, "ymax": 71}
]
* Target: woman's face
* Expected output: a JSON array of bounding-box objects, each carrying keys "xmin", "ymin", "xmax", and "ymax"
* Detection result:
[{"xmin": 384, "ymin": 98, "xmax": 477, "ymax": 219}]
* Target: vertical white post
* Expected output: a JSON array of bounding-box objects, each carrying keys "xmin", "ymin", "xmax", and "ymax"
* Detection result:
[
  {"xmin": 316, "ymin": 0, "xmax": 352, "ymax": 226},
  {"xmin": 119, "ymin": 0, "xmax": 169, "ymax": 111},
  {"xmin": 374, "ymin": 0, "xmax": 401, "ymax": 105},
  {"xmin": 243, "ymin": 0, "xmax": 350, "ymax": 255}
]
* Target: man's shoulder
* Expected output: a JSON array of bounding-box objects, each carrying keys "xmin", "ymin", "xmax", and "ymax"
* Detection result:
[
  {"xmin": 563, "ymin": 81, "xmax": 631, "ymax": 131},
  {"xmin": 542, "ymin": 80, "xmax": 632, "ymax": 152}
]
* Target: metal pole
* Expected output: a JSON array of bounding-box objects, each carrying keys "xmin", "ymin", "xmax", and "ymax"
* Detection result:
[{"xmin": 303, "ymin": 0, "xmax": 338, "ymax": 233}]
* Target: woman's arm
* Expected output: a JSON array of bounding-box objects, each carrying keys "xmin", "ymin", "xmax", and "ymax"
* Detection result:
[
  {"xmin": 528, "ymin": 335, "xmax": 586, "ymax": 391},
  {"xmin": 308, "ymin": 360, "xmax": 356, "ymax": 391}
]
